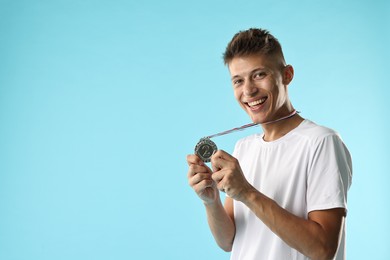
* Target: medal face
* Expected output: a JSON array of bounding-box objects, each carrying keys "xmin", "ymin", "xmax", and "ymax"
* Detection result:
[{"xmin": 195, "ymin": 138, "xmax": 217, "ymax": 163}]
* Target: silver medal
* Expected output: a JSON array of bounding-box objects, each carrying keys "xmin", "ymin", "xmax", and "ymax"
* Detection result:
[{"xmin": 194, "ymin": 137, "xmax": 218, "ymax": 163}]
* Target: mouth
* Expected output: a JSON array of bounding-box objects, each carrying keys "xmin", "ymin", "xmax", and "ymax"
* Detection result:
[{"xmin": 245, "ymin": 97, "xmax": 267, "ymax": 110}]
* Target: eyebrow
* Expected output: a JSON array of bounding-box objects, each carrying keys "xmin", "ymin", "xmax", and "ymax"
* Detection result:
[{"xmin": 231, "ymin": 67, "xmax": 266, "ymax": 81}]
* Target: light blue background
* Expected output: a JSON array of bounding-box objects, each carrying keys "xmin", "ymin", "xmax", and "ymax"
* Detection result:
[{"xmin": 0, "ymin": 0, "xmax": 389, "ymax": 259}]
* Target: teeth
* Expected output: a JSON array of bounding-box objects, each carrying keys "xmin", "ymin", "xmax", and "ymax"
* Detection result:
[{"xmin": 248, "ymin": 98, "xmax": 266, "ymax": 107}]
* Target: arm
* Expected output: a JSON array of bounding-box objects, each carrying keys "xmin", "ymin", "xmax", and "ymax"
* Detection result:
[
  {"xmin": 204, "ymin": 195, "xmax": 235, "ymax": 252},
  {"xmin": 187, "ymin": 155, "xmax": 235, "ymax": 251},
  {"xmin": 243, "ymin": 190, "xmax": 345, "ymax": 259},
  {"xmin": 211, "ymin": 150, "xmax": 345, "ymax": 260}
]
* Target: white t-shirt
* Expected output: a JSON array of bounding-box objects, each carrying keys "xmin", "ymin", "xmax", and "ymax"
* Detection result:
[{"xmin": 230, "ymin": 120, "xmax": 352, "ymax": 260}]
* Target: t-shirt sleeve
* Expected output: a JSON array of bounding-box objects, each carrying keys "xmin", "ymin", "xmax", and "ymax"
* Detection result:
[
  {"xmin": 232, "ymin": 140, "xmax": 241, "ymax": 158},
  {"xmin": 307, "ymin": 134, "xmax": 352, "ymax": 213}
]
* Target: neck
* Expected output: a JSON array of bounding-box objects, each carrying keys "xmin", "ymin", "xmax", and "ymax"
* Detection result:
[
  {"xmin": 262, "ymin": 110, "xmax": 298, "ymax": 125},
  {"xmin": 261, "ymin": 112, "xmax": 304, "ymax": 142}
]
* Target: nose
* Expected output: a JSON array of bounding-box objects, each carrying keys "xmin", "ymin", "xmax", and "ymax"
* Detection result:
[{"xmin": 243, "ymin": 80, "xmax": 257, "ymax": 97}]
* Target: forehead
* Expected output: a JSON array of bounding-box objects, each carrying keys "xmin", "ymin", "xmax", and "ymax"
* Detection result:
[{"xmin": 228, "ymin": 54, "xmax": 281, "ymax": 76}]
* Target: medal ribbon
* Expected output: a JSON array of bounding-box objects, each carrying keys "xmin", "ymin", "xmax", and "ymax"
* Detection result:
[
  {"xmin": 206, "ymin": 122, "xmax": 258, "ymax": 139},
  {"xmin": 205, "ymin": 110, "xmax": 298, "ymax": 139}
]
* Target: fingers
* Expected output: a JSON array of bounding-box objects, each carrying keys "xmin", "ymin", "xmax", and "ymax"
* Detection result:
[
  {"xmin": 211, "ymin": 169, "xmax": 227, "ymax": 192},
  {"xmin": 186, "ymin": 151, "xmax": 240, "ymax": 195},
  {"xmin": 189, "ymin": 172, "xmax": 213, "ymax": 189},
  {"xmin": 212, "ymin": 149, "xmax": 234, "ymax": 161},
  {"xmin": 210, "ymin": 150, "xmax": 237, "ymax": 172},
  {"xmin": 188, "ymin": 163, "xmax": 211, "ymax": 178},
  {"xmin": 186, "ymin": 154, "xmax": 204, "ymax": 166},
  {"xmin": 210, "ymin": 150, "xmax": 240, "ymax": 193},
  {"xmin": 186, "ymin": 154, "xmax": 221, "ymax": 203},
  {"xmin": 210, "ymin": 150, "xmax": 233, "ymax": 185},
  {"xmin": 187, "ymin": 156, "xmax": 215, "ymax": 195},
  {"xmin": 187, "ymin": 154, "xmax": 212, "ymax": 186}
]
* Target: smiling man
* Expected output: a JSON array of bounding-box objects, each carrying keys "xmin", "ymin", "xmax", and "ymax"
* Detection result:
[{"xmin": 187, "ymin": 28, "xmax": 352, "ymax": 260}]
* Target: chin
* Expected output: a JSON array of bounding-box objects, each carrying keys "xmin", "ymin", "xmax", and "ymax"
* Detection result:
[{"xmin": 249, "ymin": 115, "xmax": 264, "ymax": 124}]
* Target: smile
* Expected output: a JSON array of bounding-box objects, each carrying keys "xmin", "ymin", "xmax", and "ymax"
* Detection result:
[{"xmin": 247, "ymin": 97, "xmax": 267, "ymax": 107}]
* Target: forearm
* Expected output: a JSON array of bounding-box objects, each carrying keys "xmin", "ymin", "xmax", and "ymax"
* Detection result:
[
  {"xmin": 242, "ymin": 190, "xmax": 343, "ymax": 260},
  {"xmin": 204, "ymin": 199, "xmax": 235, "ymax": 252}
]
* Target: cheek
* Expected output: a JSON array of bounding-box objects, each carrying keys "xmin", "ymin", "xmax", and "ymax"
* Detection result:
[
  {"xmin": 273, "ymin": 88, "xmax": 287, "ymax": 107},
  {"xmin": 233, "ymin": 89, "xmax": 240, "ymax": 101},
  {"xmin": 233, "ymin": 90, "xmax": 246, "ymax": 108}
]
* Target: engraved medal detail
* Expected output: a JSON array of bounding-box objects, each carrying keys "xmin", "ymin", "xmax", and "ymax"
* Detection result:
[{"xmin": 194, "ymin": 138, "xmax": 218, "ymax": 163}]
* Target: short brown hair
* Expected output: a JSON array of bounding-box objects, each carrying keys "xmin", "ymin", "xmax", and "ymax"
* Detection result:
[{"xmin": 223, "ymin": 28, "xmax": 285, "ymax": 65}]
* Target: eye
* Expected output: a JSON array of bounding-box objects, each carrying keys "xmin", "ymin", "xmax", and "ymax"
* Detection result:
[
  {"xmin": 254, "ymin": 71, "xmax": 266, "ymax": 79},
  {"xmin": 232, "ymin": 78, "xmax": 243, "ymax": 87}
]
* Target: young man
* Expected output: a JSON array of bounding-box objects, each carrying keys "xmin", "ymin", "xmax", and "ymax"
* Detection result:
[{"xmin": 187, "ymin": 28, "xmax": 352, "ymax": 259}]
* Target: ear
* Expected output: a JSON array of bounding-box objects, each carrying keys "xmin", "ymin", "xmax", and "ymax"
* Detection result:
[{"xmin": 282, "ymin": 65, "xmax": 294, "ymax": 85}]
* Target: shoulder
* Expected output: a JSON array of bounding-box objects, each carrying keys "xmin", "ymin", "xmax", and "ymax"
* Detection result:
[
  {"xmin": 286, "ymin": 120, "xmax": 349, "ymax": 157},
  {"xmin": 298, "ymin": 120, "xmax": 351, "ymax": 167},
  {"xmin": 293, "ymin": 120, "xmax": 341, "ymax": 143},
  {"xmin": 234, "ymin": 133, "xmax": 261, "ymax": 148},
  {"xmin": 233, "ymin": 133, "xmax": 261, "ymax": 156}
]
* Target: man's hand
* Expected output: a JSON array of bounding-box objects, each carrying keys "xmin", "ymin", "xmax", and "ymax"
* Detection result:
[
  {"xmin": 187, "ymin": 154, "xmax": 219, "ymax": 204},
  {"xmin": 187, "ymin": 153, "xmax": 236, "ymax": 252},
  {"xmin": 210, "ymin": 150, "xmax": 255, "ymax": 201}
]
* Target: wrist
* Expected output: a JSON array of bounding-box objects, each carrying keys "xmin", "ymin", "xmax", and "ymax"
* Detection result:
[
  {"xmin": 239, "ymin": 186, "xmax": 259, "ymax": 204},
  {"xmin": 203, "ymin": 193, "xmax": 222, "ymax": 207}
]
